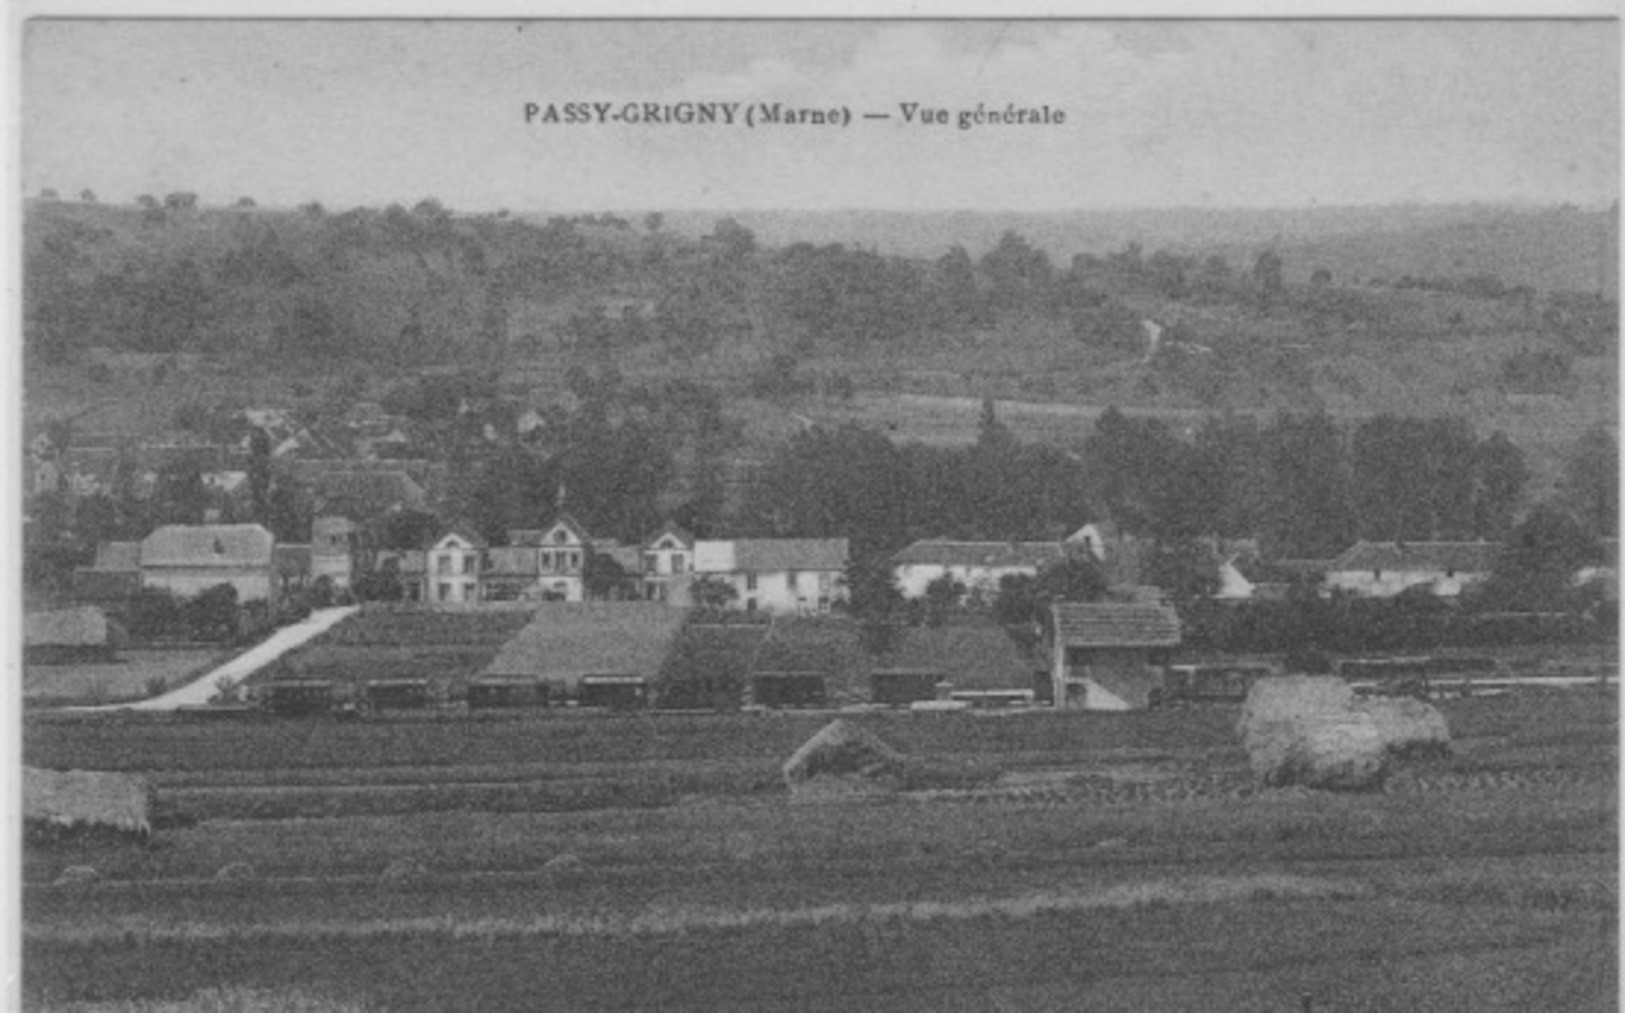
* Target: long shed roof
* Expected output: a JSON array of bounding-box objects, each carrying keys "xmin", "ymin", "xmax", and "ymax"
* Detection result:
[
  {"xmin": 140, "ymin": 524, "xmax": 274, "ymax": 568},
  {"xmin": 481, "ymin": 602, "xmax": 687, "ymax": 683}
]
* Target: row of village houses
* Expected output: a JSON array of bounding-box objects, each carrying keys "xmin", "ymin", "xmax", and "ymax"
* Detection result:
[{"xmin": 69, "ymin": 505, "xmax": 1593, "ymax": 615}]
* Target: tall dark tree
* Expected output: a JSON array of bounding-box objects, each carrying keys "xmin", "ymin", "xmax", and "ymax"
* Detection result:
[
  {"xmin": 1252, "ymin": 249, "xmax": 1285, "ymax": 299},
  {"xmin": 1472, "ymin": 430, "xmax": 1530, "ymax": 541},
  {"xmin": 1264, "ymin": 412, "xmax": 1355, "ymax": 558},
  {"xmin": 248, "ymin": 428, "xmax": 273, "ymax": 524},
  {"xmin": 1476, "ymin": 503, "xmax": 1600, "ymax": 611},
  {"xmin": 1559, "ymin": 425, "xmax": 1619, "ymax": 539},
  {"xmin": 152, "ymin": 456, "xmax": 209, "ymax": 526}
]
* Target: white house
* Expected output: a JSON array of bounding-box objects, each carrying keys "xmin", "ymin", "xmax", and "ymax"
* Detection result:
[
  {"xmin": 507, "ymin": 514, "xmax": 591, "ymax": 602},
  {"xmin": 693, "ymin": 538, "xmax": 848, "ymax": 614},
  {"xmin": 640, "ymin": 522, "xmax": 695, "ymax": 603},
  {"xmin": 890, "ymin": 539, "xmax": 1067, "ymax": 599},
  {"xmin": 1323, "ymin": 541, "xmax": 1501, "ymax": 599},
  {"xmin": 422, "ymin": 528, "xmax": 485, "ymax": 604}
]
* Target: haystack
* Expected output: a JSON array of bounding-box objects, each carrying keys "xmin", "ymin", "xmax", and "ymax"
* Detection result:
[
  {"xmin": 782, "ymin": 720, "xmax": 907, "ymax": 794},
  {"xmin": 1361, "ymin": 695, "xmax": 1452, "ymax": 760},
  {"xmin": 24, "ymin": 767, "xmax": 150, "ymax": 842},
  {"xmin": 1238, "ymin": 676, "xmax": 1450, "ymax": 791}
]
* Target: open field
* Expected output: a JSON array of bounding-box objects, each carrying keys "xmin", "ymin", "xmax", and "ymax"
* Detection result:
[
  {"xmin": 22, "ymin": 688, "xmax": 1617, "ymax": 1010},
  {"xmin": 23, "ymin": 649, "xmax": 229, "ymax": 707}
]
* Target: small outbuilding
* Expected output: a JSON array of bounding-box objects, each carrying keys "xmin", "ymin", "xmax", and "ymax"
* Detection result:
[{"xmin": 1051, "ymin": 600, "xmax": 1182, "ymax": 710}]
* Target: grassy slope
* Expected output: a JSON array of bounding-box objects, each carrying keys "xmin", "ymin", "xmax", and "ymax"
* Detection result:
[{"xmin": 22, "ymin": 689, "xmax": 1618, "ymax": 1009}]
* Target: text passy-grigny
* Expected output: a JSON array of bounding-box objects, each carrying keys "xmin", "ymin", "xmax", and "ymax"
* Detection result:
[{"xmin": 524, "ymin": 101, "xmax": 1067, "ymax": 131}]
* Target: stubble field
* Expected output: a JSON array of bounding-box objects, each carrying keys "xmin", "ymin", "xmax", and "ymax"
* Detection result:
[{"xmin": 22, "ymin": 689, "xmax": 1618, "ymax": 1011}]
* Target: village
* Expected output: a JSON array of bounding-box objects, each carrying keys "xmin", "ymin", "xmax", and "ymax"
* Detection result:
[{"xmin": 21, "ymin": 389, "xmax": 1618, "ymax": 716}]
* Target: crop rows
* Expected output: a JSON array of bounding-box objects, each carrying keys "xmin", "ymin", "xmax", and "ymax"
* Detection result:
[{"xmin": 910, "ymin": 764, "xmax": 1614, "ymax": 806}]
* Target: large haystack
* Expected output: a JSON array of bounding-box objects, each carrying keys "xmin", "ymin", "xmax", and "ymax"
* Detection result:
[
  {"xmin": 782, "ymin": 720, "xmax": 907, "ymax": 795},
  {"xmin": 1238, "ymin": 676, "xmax": 1450, "ymax": 791},
  {"xmin": 24, "ymin": 767, "xmax": 150, "ymax": 842}
]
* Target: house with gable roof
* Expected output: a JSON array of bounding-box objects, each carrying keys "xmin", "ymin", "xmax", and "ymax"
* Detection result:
[
  {"xmin": 376, "ymin": 524, "xmax": 486, "ymax": 603},
  {"xmin": 139, "ymin": 523, "xmax": 277, "ymax": 601},
  {"xmin": 1051, "ymin": 600, "xmax": 1182, "ymax": 710},
  {"xmin": 1322, "ymin": 540, "xmax": 1501, "ymax": 599},
  {"xmin": 640, "ymin": 521, "xmax": 695, "ymax": 603},
  {"xmin": 422, "ymin": 526, "xmax": 486, "ymax": 604},
  {"xmin": 506, "ymin": 514, "xmax": 592, "ymax": 602},
  {"xmin": 890, "ymin": 538, "xmax": 1067, "ymax": 600},
  {"xmin": 693, "ymin": 537, "xmax": 848, "ymax": 614}
]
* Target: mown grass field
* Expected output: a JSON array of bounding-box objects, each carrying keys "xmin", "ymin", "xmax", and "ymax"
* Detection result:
[
  {"xmin": 23, "ymin": 689, "xmax": 1617, "ymax": 1011},
  {"xmin": 23, "ymin": 649, "xmax": 229, "ymax": 707}
]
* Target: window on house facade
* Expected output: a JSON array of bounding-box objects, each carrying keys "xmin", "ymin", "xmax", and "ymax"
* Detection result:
[
  {"xmin": 746, "ymin": 597, "xmax": 757, "ymax": 612},
  {"xmin": 541, "ymin": 551, "xmax": 555, "ymax": 571},
  {"xmin": 745, "ymin": 571, "xmax": 757, "ymax": 591},
  {"xmin": 672, "ymin": 553, "xmax": 686, "ymax": 574},
  {"xmin": 787, "ymin": 569, "xmax": 800, "ymax": 590},
  {"xmin": 438, "ymin": 554, "xmax": 453, "ymax": 574},
  {"xmin": 464, "ymin": 552, "xmax": 477, "ymax": 573},
  {"xmin": 568, "ymin": 551, "xmax": 581, "ymax": 570},
  {"xmin": 644, "ymin": 553, "xmax": 658, "ymax": 573},
  {"xmin": 437, "ymin": 582, "xmax": 451, "ymax": 601}
]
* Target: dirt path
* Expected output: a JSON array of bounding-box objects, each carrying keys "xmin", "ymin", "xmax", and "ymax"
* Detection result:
[{"xmin": 75, "ymin": 606, "xmax": 360, "ymax": 712}]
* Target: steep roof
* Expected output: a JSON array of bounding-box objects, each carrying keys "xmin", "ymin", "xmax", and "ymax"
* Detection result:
[
  {"xmin": 481, "ymin": 602, "xmax": 687, "ymax": 683},
  {"xmin": 877, "ymin": 622, "xmax": 1040, "ymax": 691},
  {"xmin": 730, "ymin": 538, "xmax": 849, "ymax": 572},
  {"xmin": 1052, "ymin": 601, "xmax": 1182, "ymax": 649},
  {"xmin": 140, "ymin": 524, "xmax": 275, "ymax": 568},
  {"xmin": 644, "ymin": 521, "xmax": 695, "ymax": 549},
  {"xmin": 891, "ymin": 539, "xmax": 1065, "ymax": 569},
  {"xmin": 1330, "ymin": 541, "xmax": 1502, "ymax": 575}
]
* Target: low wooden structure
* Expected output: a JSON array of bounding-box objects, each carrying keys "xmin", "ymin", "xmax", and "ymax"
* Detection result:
[
  {"xmin": 257, "ymin": 678, "xmax": 338, "ymax": 717},
  {"xmin": 466, "ymin": 677, "xmax": 550, "ymax": 709},
  {"xmin": 362, "ymin": 678, "xmax": 432, "ymax": 710},
  {"xmin": 578, "ymin": 674, "xmax": 648, "ymax": 710},
  {"xmin": 868, "ymin": 669, "xmax": 945, "ymax": 707},
  {"xmin": 749, "ymin": 670, "xmax": 828, "ymax": 709}
]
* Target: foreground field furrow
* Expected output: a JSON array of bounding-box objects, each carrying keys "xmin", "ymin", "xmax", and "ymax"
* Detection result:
[
  {"xmin": 25, "ymin": 889, "xmax": 1613, "ymax": 1011},
  {"xmin": 23, "ymin": 689, "xmax": 1616, "ymax": 1010}
]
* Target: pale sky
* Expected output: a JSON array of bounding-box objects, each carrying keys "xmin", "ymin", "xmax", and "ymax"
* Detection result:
[{"xmin": 19, "ymin": 18, "xmax": 1622, "ymax": 212}]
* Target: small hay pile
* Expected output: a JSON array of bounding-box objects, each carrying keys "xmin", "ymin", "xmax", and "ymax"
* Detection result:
[
  {"xmin": 782, "ymin": 720, "xmax": 907, "ymax": 799},
  {"xmin": 1238, "ymin": 676, "xmax": 1450, "ymax": 792},
  {"xmin": 24, "ymin": 767, "xmax": 150, "ymax": 843}
]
